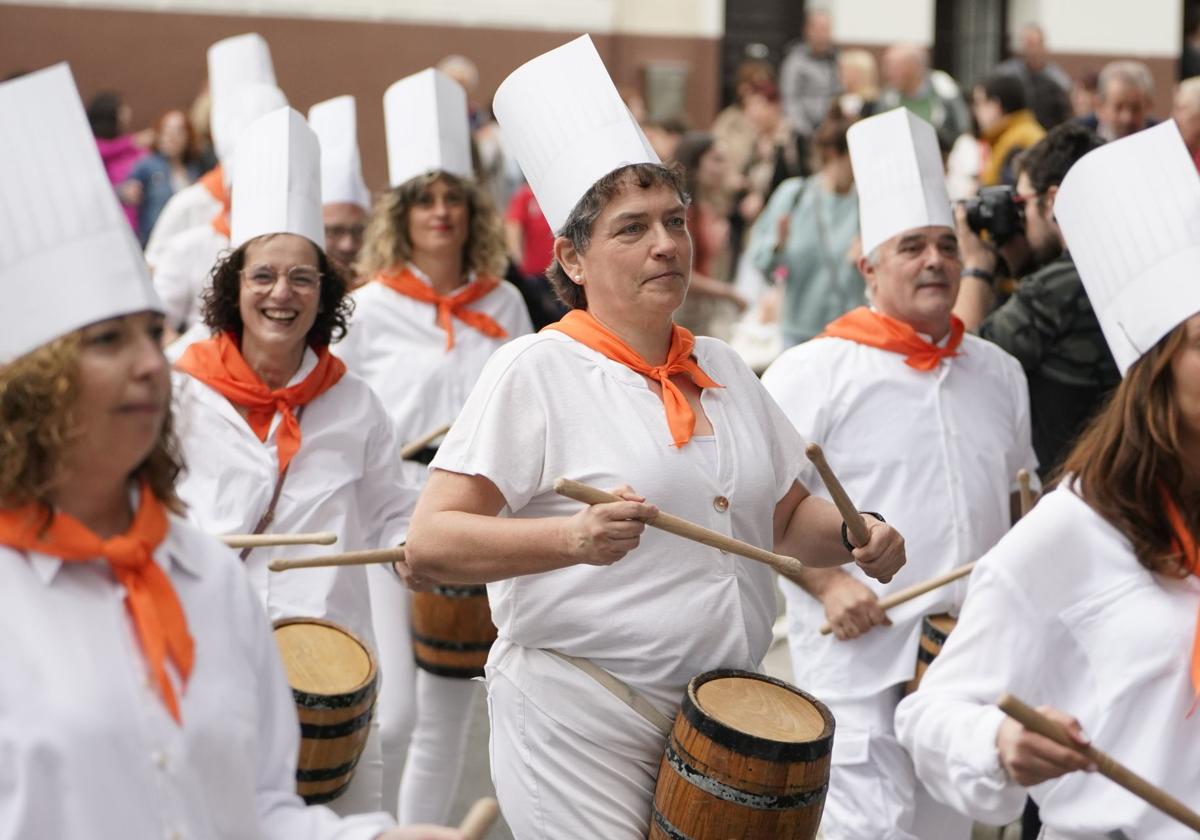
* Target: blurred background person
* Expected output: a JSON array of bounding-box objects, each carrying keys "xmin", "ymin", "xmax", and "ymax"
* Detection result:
[
  {"xmin": 997, "ymin": 23, "xmax": 1072, "ymax": 130},
  {"xmin": 1173, "ymin": 75, "xmax": 1200, "ymax": 171},
  {"xmin": 1070, "ymin": 70, "xmax": 1101, "ymax": 120},
  {"xmin": 745, "ymin": 106, "xmax": 861, "ymax": 347},
  {"xmin": 877, "ymin": 43, "xmax": 970, "ymax": 149},
  {"xmin": 779, "ymin": 9, "xmax": 840, "ymax": 145},
  {"xmin": 836, "ymin": 48, "xmax": 880, "ymax": 120},
  {"xmin": 712, "ymin": 57, "xmax": 775, "ymax": 180},
  {"xmin": 121, "ymin": 109, "xmax": 205, "ymax": 245},
  {"xmin": 88, "ymin": 89, "xmax": 150, "ymax": 231},
  {"xmin": 972, "ymin": 72, "xmax": 1045, "ymax": 187},
  {"xmin": 504, "ymin": 178, "xmax": 565, "ymax": 329},
  {"xmin": 309, "ymin": 95, "xmax": 373, "ymax": 287},
  {"xmin": 1080, "ymin": 59, "xmax": 1156, "ymax": 139}
]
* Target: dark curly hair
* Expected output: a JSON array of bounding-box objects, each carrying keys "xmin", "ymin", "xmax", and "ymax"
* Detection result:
[
  {"xmin": 200, "ymin": 234, "xmax": 354, "ymax": 346},
  {"xmin": 1018, "ymin": 122, "xmax": 1104, "ymax": 200},
  {"xmin": 546, "ymin": 163, "xmax": 689, "ymax": 310}
]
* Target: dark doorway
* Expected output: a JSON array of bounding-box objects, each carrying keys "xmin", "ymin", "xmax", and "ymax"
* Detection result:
[
  {"xmin": 933, "ymin": 0, "xmax": 1009, "ymax": 89},
  {"xmin": 721, "ymin": 0, "xmax": 808, "ymax": 107}
]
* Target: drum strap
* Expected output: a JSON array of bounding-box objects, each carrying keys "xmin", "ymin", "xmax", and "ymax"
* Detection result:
[
  {"xmin": 239, "ymin": 405, "xmax": 304, "ymax": 562},
  {"xmin": 544, "ymin": 649, "xmax": 675, "ymax": 737}
]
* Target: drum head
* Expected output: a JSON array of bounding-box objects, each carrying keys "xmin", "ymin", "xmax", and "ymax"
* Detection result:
[
  {"xmin": 696, "ymin": 675, "xmax": 826, "ymax": 743},
  {"xmin": 274, "ymin": 619, "xmax": 375, "ymax": 697}
]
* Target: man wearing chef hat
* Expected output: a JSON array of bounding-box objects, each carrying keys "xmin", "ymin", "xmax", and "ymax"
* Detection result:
[
  {"xmin": 309, "ymin": 95, "xmax": 372, "ymax": 285},
  {"xmin": 761, "ymin": 107, "xmax": 1039, "ymax": 840}
]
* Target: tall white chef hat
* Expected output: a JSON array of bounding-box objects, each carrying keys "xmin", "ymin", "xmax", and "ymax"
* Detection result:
[
  {"xmin": 492, "ymin": 35, "xmax": 659, "ymax": 233},
  {"xmin": 383, "ymin": 68, "xmax": 473, "ymax": 188},
  {"xmin": 848, "ymin": 107, "xmax": 953, "ymax": 256},
  {"xmin": 208, "ymin": 33, "xmax": 278, "ymax": 165},
  {"xmin": 216, "ymin": 82, "xmax": 289, "ymax": 187},
  {"xmin": 308, "ymin": 95, "xmax": 371, "ymax": 211},
  {"xmin": 230, "ymin": 107, "xmax": 324, "ymax": 250},
  {"xmin": 1055, "ymin": 120, "xmax": 1200, "ymax": 375},
  {"xmin": 0, "ymin": 64, "xmax": 160, "ymax": 364}
]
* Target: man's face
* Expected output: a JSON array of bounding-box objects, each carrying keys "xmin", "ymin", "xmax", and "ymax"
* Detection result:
[
  {"xmin": 806, "ymin": 12, "xmax": 833, "ymax": 55},
  {"xmin": 1097, "ymin": 79, "xmax": 1147, "ymax": 139},
  {"xmin": 1015, "ymin": 171, "xmax": 1063, "ymax": 266},
  {"xmin": 322, "ymin": 202, "xmax": 368, "ymax": 275},
  {"xmin": 859, "ymin": 226, "xmax": 961, "ymax": 340},
  {"xmin": 1173, "ymin": 92, "xmax": 1200, "ymax": 153},
  {"xmin": 972, "ymin": 87, "xmax": 1003, "ymax": 135}
]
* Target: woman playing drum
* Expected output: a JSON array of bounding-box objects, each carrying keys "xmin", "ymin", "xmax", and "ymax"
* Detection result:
[{"xmin": 404, "ymin": 37, "xmax": 906, "ymax": 839}]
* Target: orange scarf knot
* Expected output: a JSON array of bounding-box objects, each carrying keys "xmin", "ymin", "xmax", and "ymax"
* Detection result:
[
  {"xmin": 200, "ymin": 165, "xmax": 231, "ymax": 238},
  {"xmin": 375, "ymin": 268, "xmax": 507, "ymax": 351},
  {"xmin": 0, "ymin": 483, "xmax": 194, "ymax": 723},
  {"xmin": 176, "ymin": 332, "xmax": 346, "ymax": 474},
  {"xmin": 819, "ymin": 307, "xmax": 965, "ymax": 372},
  {"xmin": 543, "ymin": 309, "xmax": 722, "ymax": 447}
]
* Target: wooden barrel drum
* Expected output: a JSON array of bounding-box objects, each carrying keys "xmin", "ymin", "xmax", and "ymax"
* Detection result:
[
  {"xmin": 904, "ymin": 613, "xmax": 957, "ymax": 696},
  {"xmin": 649, "ymin": 669, "xmax": 834, "ymax": 839},
  {"xmin": 273, "ymin": 618, "xmax": 378, "ymax": 804},
  {"xmin": 410, "ymin": 585, "xmax": 498, "ymax": 678}
]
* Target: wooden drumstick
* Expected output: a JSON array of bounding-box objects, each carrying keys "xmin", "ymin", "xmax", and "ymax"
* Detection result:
[
  {"xmin": 553, "ymin": 478, "xmax": 808, "ymax": 579},
  {"xmin": 220, "ymin": 531, "xmax": 338, "ymax": 549},
  {"xmin": 268, "ymin": 546, "xmax": 405, "ymax": 572},
  {"xmin": 805, "ymin": 442, "xmax": 893, "ymax": 583},
  {"xmin": 1017, "ymin": 469, "xmax": 1035, "ymax": 519},
  {"xmin": 458, "ymin": 796, "xmax": 500, "ymax": 839},
  {"xmin": 819, "ymin": 560, "xmax": 977, "ymax": 635},
  {"xmin": 998, "ymin": 693, "xmax": 1200, "ymax": 832},
  {"xmin": 400, "ymin": 422, "xmax": 453, "ymax": 460}
]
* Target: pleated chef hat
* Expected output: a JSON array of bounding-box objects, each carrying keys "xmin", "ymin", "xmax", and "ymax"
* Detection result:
[
  {"xmin": 492, "ymin": 35, "xmax": 659, "ymax": 233},
  {"xmin": 308, "ymin": 95, "xmax": 371, "ymax": 211},
  {"xmin": 848, "ymin": 107, "xmax": 953, "ymax": 255},
  {"xmin": 1055, "ymin": 120, "xmax": 1200, "ymax": 375},
  {"xmin": 383, "ymin": 68, "xmax": 472, "ymax": 188},
  {"xmin": 0, "ymin": 64, "xmax": 161, "ymax": 363},
  {"xmin": 230, "ymin": 107, "xmax": 324, "ymax": 249},
  {"xmin": 208, "ymin": 33, "xmax": 278, "ymax": 165}
]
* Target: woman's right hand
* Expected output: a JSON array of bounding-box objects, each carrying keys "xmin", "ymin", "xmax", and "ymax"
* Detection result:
[
  {"xmin": 560, "ymin": 486, "xmax": 657, "ymax": 567},
  {"xmin": 996, "ymin": 707, "xmax": 1094, "ymax": 787}
]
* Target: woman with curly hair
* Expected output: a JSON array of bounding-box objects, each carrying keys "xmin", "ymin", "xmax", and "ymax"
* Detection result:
[
  {"xmin": 172, "ymin": 107, "xmax": 416, "ymax": 817},
  {"xmin": 335, "ymin": 68, "xmax": 532, "ymax": 824},
  {"xmin": 896, "ymin": 123, "xmax": 1200, "ymax": 838},
  {"xmin": 0, "ymin": 67, "xmax": 458, "ymax": 840}
]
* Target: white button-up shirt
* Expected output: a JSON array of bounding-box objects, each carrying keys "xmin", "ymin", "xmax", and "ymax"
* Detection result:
[
  {"xmin": 895, "ymin": 487, "xmax": 1200, "ymax": 837},
  {"xmin": 145, "ymin": 181, "xmax": 223, "ymax": 269},
  {"xmin": 173, "ymin": 348, "xmax": 416, "ymax": 650},
  {"xmin": 432, "ymin": 331, "xmax": 805, "ymax": 720},
  {"xmin": 335, "ymin": 270, "xmax": 532, "ymax": 486},
  {"xmin": 761, "ymin": 332, "xmax": 1038, "ymax": 700},
  {"xmin": 0, "ymin": 514, "xmax": 394, "ymax": 840},
  {"xmin": 153, "ymin": 225, "xmax": 229, "ymax": 328}
]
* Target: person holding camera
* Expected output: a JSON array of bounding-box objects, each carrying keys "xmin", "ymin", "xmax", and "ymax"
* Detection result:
[{"xmin": 954, "ymin": 123, "xmax": 1120, "ymax": 478}]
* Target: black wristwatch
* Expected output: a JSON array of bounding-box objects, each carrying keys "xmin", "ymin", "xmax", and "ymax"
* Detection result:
[
  {"xmin": 961, "ymin": 267, "xmax": 996, "ymax": 286},
  {"xmin": 842, "ymin": 511, "xmax": 885, "ymax": 551}
]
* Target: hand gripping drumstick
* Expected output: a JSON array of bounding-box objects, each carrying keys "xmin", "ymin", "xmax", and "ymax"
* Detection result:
[
  {"xmin": 818, "ymin": 560, "xmax": 977, "ymax": 635},
  {"xmin": 400, "ymin": 422, "xmax": 453, "ymax": 461},
  {"xmin": 998, "ymin": 693, "xmax": 1200, "ymax": 832},
  {"xmin": 458, "ymin": 797, "xmax": 500, "ymax": 839},
  {"xmin": 1017, "ymin": 469, "xmax": 1035, "ymax": 519},
  {"xmin": 268, "ymin": 546, "xmax": 405, "ymax": 572},
  {"xmin": 220, "ymin": 531, "xmax": 338, "ymax": 549},
  {"xmin": 553, "ymin": 478, "xmax": 808, "ymax": 579},
  {"xmin": 804, "ymin": 443, "xmax": 892, "ymax": 584}
]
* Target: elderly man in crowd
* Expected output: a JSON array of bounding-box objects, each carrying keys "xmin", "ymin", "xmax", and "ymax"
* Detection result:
[
  {"xmin": 779, "ymin": 9, "xmax": 840, "ymax": 141},
  {"xmin": 876, "ymin": 43, "xmax": 970, "ymax": 148},
  {"xmin": 1173, "ymin": 75, "xmax": 1200, "ymax": 171},
  {"xmin": 1081, "ymin": 59, "xmax": 1156, "ymax": 140},
  {"xmin": 997, "ymin": 23, "xmax": 1072, "ymax": 129}
]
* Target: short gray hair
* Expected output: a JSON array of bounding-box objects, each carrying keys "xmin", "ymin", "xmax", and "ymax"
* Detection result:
[{"xmin": 1098, "ymin": 60, "xmax": 1154, "ymax": 101}]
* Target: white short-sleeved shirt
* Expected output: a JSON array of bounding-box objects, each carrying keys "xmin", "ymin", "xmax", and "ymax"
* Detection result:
[
  {"xmin": 145, "ymin": 180, "xmax": 223, "ymax": 269},
  {"xmin": 0, "ymin": 514, "xmax": 394, "ymax": 840},
  {"xmin": 335, "ymin": 270, "xmax": 533, "ymax": 486},
  {"xmin": 173, "ymin": 348, "xmax": 416, "ymax": 650},
  {"xmin": 153, "ymin": 225, "xmax": 230, "ymax": 328},
  {"xmin": 761, "ymin": 332, "xmax": 1039, "ymax": 700},
  {"xmin": 431, "ymin": 331, "xmax": 806, "ymax": 714},
  {"xmin": 895, "ymin": 487, "xmax": 1200, "ymax": 836}
]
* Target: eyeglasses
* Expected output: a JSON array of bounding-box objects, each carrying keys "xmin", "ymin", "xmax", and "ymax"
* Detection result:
[
  {"xmin": 242, "ymin": 264, "xmax": 322, "ymax": 292},
  {"xmin": 325, "ymin": 224, "xmax": 366, "ymax": 241}
]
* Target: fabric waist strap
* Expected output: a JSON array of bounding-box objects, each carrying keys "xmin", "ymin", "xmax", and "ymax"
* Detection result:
[{"xmin": 543, "ymin": 649, "xmax": 675, "ymax": 737}]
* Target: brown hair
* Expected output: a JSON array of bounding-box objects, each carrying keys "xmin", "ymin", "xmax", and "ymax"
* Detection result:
[
  {"xmin": 1055, "ymin": 323, "xmax": 1194, "ymax": 575},
  {"xmin": 546, "ymin": 163, "xmax": 689, "ymax": 310},
  {"xmin": 355, "ymin": 171, "xmax": 507, "ymax": 280},
  {"xmin": 0, "ymin": 332, "xmax": 183, "ymax": 520},
  {"xmin": 201, "ymin": 235, "xmax": 353, "ymax": 347}
]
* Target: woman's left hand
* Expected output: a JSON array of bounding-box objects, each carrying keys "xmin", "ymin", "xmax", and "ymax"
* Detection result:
[{"xmin": 850, "ymin": 519, "xmax": 906, "ymax": 583}]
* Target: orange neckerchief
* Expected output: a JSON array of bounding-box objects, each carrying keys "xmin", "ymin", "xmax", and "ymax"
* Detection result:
[
  {"xmin": 543, "ymin": 309, "xmax": 722, "ymax": 447},
  {"xmin": 375, "ymin": 268, "xmax": 507, "ymax": 351},
  {"xmin": 176, "ymin": 332, "xmax": 346, "ymax": 475},
  {"xmin": 819, "ymin": 307, "xmax": 965, "ymax": 372},
  {"xmin": 199, "ymin": 165, "xmax": 230, "ymax": 238},
  {"xmin": 0, "ymin": 483, "xmax": 194, "ymax": 724},
  {"xmin": 1163, "ymin": 491, "xmax": 1200, "ymax": 709}
]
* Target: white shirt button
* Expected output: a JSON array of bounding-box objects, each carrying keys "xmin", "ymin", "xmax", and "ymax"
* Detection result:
[
  {"xmin": 152, "ymin": 750, "xmax": 169, "ymax": 771},
  {"xmin": 713, "ymin": 495, "xmax": 730, "ymax": 513}
]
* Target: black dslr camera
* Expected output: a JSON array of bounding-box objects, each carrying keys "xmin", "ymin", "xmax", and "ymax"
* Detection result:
[{"xmin": 963, "ymin": 185, "xmax": 1024, "ymax": 245}]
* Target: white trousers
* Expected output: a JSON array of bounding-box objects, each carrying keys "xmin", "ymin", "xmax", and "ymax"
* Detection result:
[
  {"xmin": 486, "ymin": 668, "xmax": 666, "ymax": 839},
  {"xmin": 397, "ymin": 670, "xmax": 481, "ymax": 824},
  {"xmin": 818, "ymin": 686, "xmax": 973, "ymax": 840},
  {"xmin": 366, "ymin": 564, "xmax": 417, "ymax": 817}
]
